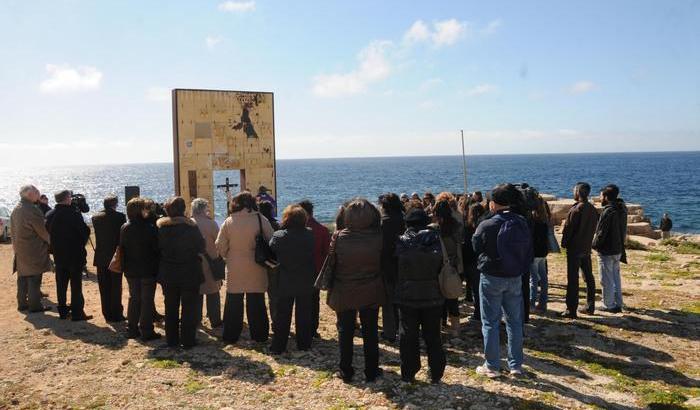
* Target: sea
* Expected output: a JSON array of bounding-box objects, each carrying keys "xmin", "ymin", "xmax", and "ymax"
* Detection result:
[{"xmin": 1, "ymin": 151, "xmax": 698, "ymax": 233}]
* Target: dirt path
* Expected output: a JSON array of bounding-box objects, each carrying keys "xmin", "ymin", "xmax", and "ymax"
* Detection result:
[{"xmin": 0, "ymin": 240, "xmax": 698, "ymax": 409}]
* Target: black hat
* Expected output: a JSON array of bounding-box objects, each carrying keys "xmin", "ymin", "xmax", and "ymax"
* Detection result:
[
  {"xmin": 405, "ymin": 208, "xmax": 430, "ymax": 226},
  {"xmin": 491, "ymin": 184, "xmax": 517, "ymax": 206}
]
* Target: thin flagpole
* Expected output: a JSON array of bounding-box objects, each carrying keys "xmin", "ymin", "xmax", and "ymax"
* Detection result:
[{"xmin": 461, "ymin": 129, "xmax": 468, "ymax": 195}]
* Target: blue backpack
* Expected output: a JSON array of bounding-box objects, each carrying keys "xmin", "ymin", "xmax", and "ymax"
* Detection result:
[{"xmin": 495, "ymin": 212, "xmax": 533, "ymax": 276}]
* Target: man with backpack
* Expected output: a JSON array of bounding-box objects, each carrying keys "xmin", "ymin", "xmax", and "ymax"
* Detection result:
[{"xmin": 472, "ymin": 184, "xmax": 533, "ymax": 378}]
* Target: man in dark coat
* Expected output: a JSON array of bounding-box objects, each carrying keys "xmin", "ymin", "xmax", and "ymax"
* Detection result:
[
  {"xmin": 46, "ymin": 190, "xmax": 91, "ymax": 320},
  {"xmin": 592, "ymin": 185, "xmax": 627, "ymax": 314},
  {"xmin": 92, "ymin": 195, "xmax": 127, "ymax": 322},
  {"xmin": 660, "ymin": 213, "xmax": 672, "ymax": 239},
  {"xmin": 379, "ymin": 193, "xmax": 405, "ymax": 343},
  {"xmin": 298, "ymin": 200, "xmax": 330, "ymax": 338},
  {"xmin": 561, "ymin": 182, "xmax": 599, "ymax": 318}
]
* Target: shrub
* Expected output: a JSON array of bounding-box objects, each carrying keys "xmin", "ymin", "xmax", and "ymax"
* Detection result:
[
  {"xmin": 646, "ymin": 252, "xmax": 672, "ymax": 262},
  {"xmin": 625, "ymin": 238, "xmax": 648, "ymax": 251}
]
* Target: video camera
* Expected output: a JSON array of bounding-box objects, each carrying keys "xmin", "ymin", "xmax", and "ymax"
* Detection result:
[{"xmin": 71, "ymin": 193, "xmax": 90, "ymax": 213}]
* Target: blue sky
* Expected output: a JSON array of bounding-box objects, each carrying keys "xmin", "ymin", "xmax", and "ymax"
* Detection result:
[{"xmin": 0, "ymin": 0, "xmax": 698, "ymax": 166}]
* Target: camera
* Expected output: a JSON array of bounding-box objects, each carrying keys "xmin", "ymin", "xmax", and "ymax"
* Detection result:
[{"xmin": 71, "ymin": 193, "xmax": 90, "ymax": 213}]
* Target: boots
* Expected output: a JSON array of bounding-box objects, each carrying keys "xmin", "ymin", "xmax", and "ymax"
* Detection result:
[{"xmin": 449, "ymin": 315, "xmax": 460, "ymax": 337}]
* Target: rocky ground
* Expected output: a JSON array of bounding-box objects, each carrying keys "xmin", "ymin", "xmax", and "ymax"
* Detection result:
[{"xmin": 0, "ymin": 237, "xmax": 698, "ymax": 410}]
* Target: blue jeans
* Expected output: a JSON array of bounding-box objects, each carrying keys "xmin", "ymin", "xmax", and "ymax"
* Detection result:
[
  {"xmin": 598, "ymin": 254, "xmax": 622, "ymax": 309},
  {"xmin": 529, "ymin": 257, "xmax": 548, "ymax": 309},
  {"xmin": 479, "ymin": 273, "xmax": 524, "ymax": 371}
]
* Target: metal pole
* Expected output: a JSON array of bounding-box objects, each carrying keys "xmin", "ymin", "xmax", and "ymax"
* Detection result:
[{"xmin": 460, "ymin": 129, "xmax": 468, "ymax": 195}]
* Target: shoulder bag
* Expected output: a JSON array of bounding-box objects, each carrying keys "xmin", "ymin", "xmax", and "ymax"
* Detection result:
[
  {"xmin": 314, "ymin": 231, "xmax": 339, "ymax": 291},
  {"xmin": 254, "ymin": 213, "xmax": 277, "ymax": 267},
  {"xmin": 438, "ymin": 237, "xmax": 462, "ymax": 299}
]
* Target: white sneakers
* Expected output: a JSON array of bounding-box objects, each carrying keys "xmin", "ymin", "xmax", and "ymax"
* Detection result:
[{"xmin": 475, "ymin": 365, "xmax": 500, "ymax": 378}]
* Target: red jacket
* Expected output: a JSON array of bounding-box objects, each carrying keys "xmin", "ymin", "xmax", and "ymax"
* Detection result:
[{"xmin": 306, "ymin": 217, "xmax": 331, "ymax": 274}]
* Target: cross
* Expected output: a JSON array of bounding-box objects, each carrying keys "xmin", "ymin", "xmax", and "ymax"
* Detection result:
[{"xmin": 216, "ymin": 177, "xmax": 239, "ymax": 203}]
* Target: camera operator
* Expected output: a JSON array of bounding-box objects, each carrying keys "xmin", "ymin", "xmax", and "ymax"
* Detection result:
[
  {"xmin": 92, "ymin": 195, "xmax": 126, "ymax": 322},
  {"xmin": 45, "ymin": 190, "xmax": 92, "ymax": 321}
]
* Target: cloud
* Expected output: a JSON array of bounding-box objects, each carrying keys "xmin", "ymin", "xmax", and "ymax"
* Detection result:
[
  {"xmin": 481, "ymin": 19, "xmax": 502, "ymax": 36},
  {"xmin": 205, "ymin": 36, "xmax": 222, "ymax": 50},
  {"xmin": 403, "ymin": 18, "xmax": 500, "ymax": 47},
  {"xmin": 420, "ymin": 77, "xmax": 444, "ymax": 91},
  {"xmin": 465, "ymin": 83, "xmax": 498, "ymax": 96},
  {"xmin": 570, "ymin": 80, "xmax": 596, "ymax": 94},
  {"xmin": 145, "ymin": 87, "xmax": 170, "ymax": 102},
  {"xmin": 403, "ymin": 20, "xmax": 431, "ymax": 44},
  {"xmin": 39, "ymin": 64, "xmax": 102, "ymax": 94},
  {"xmin": 432, "ymin": 19, "xmax": 468, "ymax": 46},
  {"xmin": 312, "ymin": 40, "xmax": 392, "ymax": 98},
  {"xmin": 218, "ymin": 1, "xmax": 255, "ymax": 12}
]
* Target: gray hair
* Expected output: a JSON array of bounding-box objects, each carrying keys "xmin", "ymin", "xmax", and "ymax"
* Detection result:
[
  {"xmin": 191, "ymin": 198, "xmax": 209, "ymax": 216},
  {"xmin": 19, "ymin": 184, "xmax": 38, "ymax": 199}
]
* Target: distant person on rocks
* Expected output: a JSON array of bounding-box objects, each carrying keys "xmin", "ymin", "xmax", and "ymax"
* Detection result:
[
  {"xmin": 37, "ymin": 194, "xmax": 52, "ymax": 216},
  {"xmin": 464, "ymin": 202, "xmax": 486, "ymax": 322},
  {"xmin": 592, "ymin": 185, "xmax": 628, "ymax": 314},
  {"xmin": 216, "ymin": 191, "xmax": 274, "ymax": 344},
  {"xmin": 298, "ymin": 199, "xmax": 330, "ymax": 338},
  {"xmin": 191, "ymin": 198, "xmax": 223, "ymax": 328},
  {"xmin": 268, "ymin": 205, "xmax": 315, "ymax": 354},
  {"xmin": 121, "ymin": 198, "xmax": 160, "ymax": 340},
  {"xmin": 259, "ymin": 200, "xmax": 280, "ymax": 231},
  {"xmin": 529, "ymin": 197, "xmax": 551, "ymax": 313},
  {"xmin": 157, "ymin": 197, "xmax": 206, "ymax": 349},
  {"xmin": 46, "ymin": 190, "xmax": 91, "ymax": 321},
  {"xmin": 561, "ymin": 182, "xmax": 599, "ymax": 318},
  {"xmin": 256, "ymin": 186, "xmax": 277, "ymax": 217},
  {"xmin": 92, "ymin": 195, "xmax": 126, "ymax": 322},
  {"xmin": 472, "ymin": 184, "xmax": 532, "ymax": 378},
  {"xmin": 11, "ymin": 185, "xmax": 52, "ymax": 313},
  {"xmin": 395, "ymin": 208, "xmax": 446, "ymax": 383},
  {"xmin": 660, "ymin": 213, "xmax": 672, "ymax": 239},
  {"xmin": 378, "ymin": 193, "xmax": 405, "ymax": 343},
  {"xmin": 327, "ymin": 198, "xmax": 385, "ymax": 383}
]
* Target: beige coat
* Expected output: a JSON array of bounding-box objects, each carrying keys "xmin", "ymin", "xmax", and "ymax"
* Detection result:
[
  {"xmin": 11, "ymin": 199, "xmax": 52, "ymax": 277},
  {"xmin": 215, "ymin": 210, "xmax": 274, "ymax": 294},
  {"xmin": 193, "ymin": 214, "xmax": 223, "ymax": 295}
]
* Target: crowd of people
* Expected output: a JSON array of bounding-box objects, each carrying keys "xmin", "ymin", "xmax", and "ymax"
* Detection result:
[{"xmin": 10, "ymin": 181, "xmax": 630, "ymax": 382}]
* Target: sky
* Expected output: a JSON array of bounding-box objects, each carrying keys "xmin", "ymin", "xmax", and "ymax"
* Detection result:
[{"xmin": 0, "ymin": 0, "xmax": 698, "ymax": 166}]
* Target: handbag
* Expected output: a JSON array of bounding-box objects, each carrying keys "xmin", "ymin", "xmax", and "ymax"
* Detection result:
[
  {"xmin": 204, "ymin": 253, "xmax": 226, "ymax": 281},
  {"xmin": 254, "ymin": 213, "xmax": 276, "ymax": 267},
  {"xmin": 314, "ymin": 231, "xmax": 339, "ymax": 291},
  {"xmin": 438, "ymin": 237, "xmax": 462, "ymax": 299},
  {"xmin": 108, "ymin": 246, "xmax": 123, "ymax": 273}
]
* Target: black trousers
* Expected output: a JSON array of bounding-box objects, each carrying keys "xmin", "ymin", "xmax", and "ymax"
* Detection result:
[
  {"xmin": 197, "ymin": 292, "xmax": 222, "ymax": 327},
  {"xmin": 17, "ymin": 274, "xmax": 43, "ymax": 311},
  {"xmin": 55, "ymin": 264, "xmax": 85, "ymax": 318},
  {"xmin": 466, "ymin": 264, "xmax": 481, "ymax": 320},
  {"xmin": 97, "ymin": 266, "xmax": 124, "ymax": 321},
  {"xmin": 399, "ymin": 305, "xmax": 446, "ymax": 381},
  {"xmin": 566, "ymin": 253, "xmax": 596, "ymax": 312},
  {"xmin": 222, "ymin": 293, "xmax": 269, "ymax": 343},
  {"xmin": 337, "ymin": 307, "xmax": 380, "ymax": 380},
  {"xmin": 271, "ymin": 294, "xmax": 313, "ymax": 353},
  {"xmin": 311, "ymin": 289, "xmax": 320, "ymax": 334},
  {"xmin": 126, "ymin": 276, "xmax": 156, "ymax": 338},
  {"xmin": 521, "ymin": 271, "xmax": 531, "ymax": 323},
  {"xmin": 163, "ymin": 284, "xmax": 199, "ymax": 348}
]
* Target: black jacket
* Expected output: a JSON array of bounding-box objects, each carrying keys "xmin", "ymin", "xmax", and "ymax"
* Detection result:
[
  {"xmin": 156, "ymin": 216, "xmax": 206, "ymax": 288},
  {"xmin": 561, "ymin": 201, "xmax": 599, "ymax": 256},
  {"xmin": 532, "ymin": 221, "xmax": 549, "ymax": 258},
  {"xmin": 92, "ymin": 208, "xmax": 126, "ymax": 268},
  {"xmin": 593, "ymin": 199, "xmax": 628, "ymax": 256},
  {"xmin": 45, "ymin": 204, "xmax": 90, "ymax": 268},
  {"xmin": 269, "ymin": 227, "xmax": 316, "ymax": 297},
  {"xmin": 660, "ymin": 216, "xmax": 672, "ymax": 232},
  {"xmin": 394, "ymin": 226, "xmax": 444, "ymax": 308},
  {"xmin": 472, "ymin": 210, "xmax": 530, "ymax": 278},
  {"xmin": 120, "ymin": 219, "xmax": 159, "ymax": 278},
  {"xmin": 380, "ymin": 211, "xmax": 405, "ymax": 286}
]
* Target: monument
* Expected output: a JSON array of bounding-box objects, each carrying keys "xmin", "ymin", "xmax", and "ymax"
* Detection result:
[{"xmin": 171, "ymin": 88, "xmax": 276, "ymax": 214}]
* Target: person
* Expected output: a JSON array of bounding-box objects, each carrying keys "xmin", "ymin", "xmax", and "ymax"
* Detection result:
[
  {"xmin": 37, "ymin": 194, "xmax": 52, "ymax": 215},
  {"xmin": 395, "ymin": 207, "xmax": 446, "ymax": 383},
  {"xmin": 431, "ymin": 196, "xmax": 464, "ymax": 336},
  {"xmin": 423, "ymin": 192, "xmax": 436, "ymax": 214},
  {"xmin": 529, "ymin": 197, "xmax": 551, "ymax": 313},
  {"xmin": 464, "ymin": 202, "xmax": 486, "ymax": 322},
  {"xmin": 298, "ymin": 199, "xmax": 330, "ymax": 338},
  {"xmin": 11, "ymin": 185, "xmax": 52, "ymax": 313},
  {"xmin": 143, "ymin": 198, "xmax": 166, "ymax": 323},
  {"xmin": 256, "ymin": 186, "xmax": 277, "ymax": 217},
  {"xmin": 399, "ymin": 193, "xmax": 409, "ymax": 205},
  {"xmin": 46, "ymin": 190, "xmax": 91, "ymax": 321},
  {"xmin": 259, "ymin": 200, "xmax": 280, "ymax": 231},
  {"xmin": 379, "ymin": 193, "xmax": 405, "ymax": 343},
  {"xmin": 592, "ymin": 185, "xmax": 627, "ymax": 314},
  {"xmin": 268, "ymin": 204, "xmax": 315, "ymax": 353},
  {"xmin": 327, "ymin": 198, "xmax": 385, "ymax": 383},
  {"xmin": 191, "ymin": 198, "xmax": 223, "ymax": 328},
  {"xmin": 216, "ymin": 191, "xmax": 274, "ymax": 344},
  {"xmin": 91, "ymin": 195, "xmax": 127, "ymax": 322},
  {"xmin": 561, "ymin": 182, "xmax": 599, "ymax": 318},
  {"xmin": 157, "ymin": 197, "xmax": 206, "ymax": 349},
  {"xmin": 472, "ymin": 191, "xmax": 484, "ymax": 204},
  {"xmin": 660, "ymin": 213, "xmax": 672, "ymax": 239},
  {"xmin": 472, "ymin": 184, "xmax": 532, "ymax": 378},
  {"xmin": 121, "ymin": 198, "xmax": 161, "ymax": 340}
]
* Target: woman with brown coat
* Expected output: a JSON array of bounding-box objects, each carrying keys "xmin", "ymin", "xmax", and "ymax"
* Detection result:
[
  {"xmin": 328, "ymin": 198, "xmax": 385, "ymax": 383},
  {"xmin": 216, "ymin": 191, "xmax": 274, "ymax": 343},
  {"xmin": 191, "ymin": 198, "xmax": 223, "ymax": 328}
]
